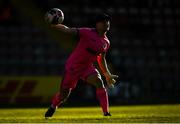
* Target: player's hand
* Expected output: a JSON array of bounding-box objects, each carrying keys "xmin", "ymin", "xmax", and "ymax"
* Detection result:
[{"xmin": 104, "ymin": 72, "xmax": 119, "ymax": 88}]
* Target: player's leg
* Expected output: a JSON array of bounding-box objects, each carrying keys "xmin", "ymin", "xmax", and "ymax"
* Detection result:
[
  {"xmin": 45, "ymin": 88, "xmax": 72, "ymax": 118},
  {"xmin": 85, "ymin": 70, "xmax": 111, "ymax": 116},
  {"xmin": 51, "ymin": 88, "xmax": 72, "ymax": 108},
  {"xmin": 45, "ymin": 72, "xmax": 78, "ymax": 118}
]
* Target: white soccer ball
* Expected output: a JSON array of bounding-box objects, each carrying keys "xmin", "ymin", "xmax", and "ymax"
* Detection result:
[{"xmin": 45, "ymin": 8, "xmax": 64, "ymax": 24}]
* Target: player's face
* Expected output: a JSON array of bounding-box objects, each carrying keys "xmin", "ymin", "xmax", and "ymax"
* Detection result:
[{"xmin": 96, "ymin": 20, "xmax": 110, "ymax": 32}]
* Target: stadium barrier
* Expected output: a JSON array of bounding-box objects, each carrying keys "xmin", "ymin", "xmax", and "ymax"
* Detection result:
[{"xmin": 0, "ymin": 76, "xmax": 62, "ymax": 105}]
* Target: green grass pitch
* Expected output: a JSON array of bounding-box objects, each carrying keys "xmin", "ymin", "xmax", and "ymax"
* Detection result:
[{"xmin": 0, "ymin": 104, "xmax": 180, "ymax": 123}]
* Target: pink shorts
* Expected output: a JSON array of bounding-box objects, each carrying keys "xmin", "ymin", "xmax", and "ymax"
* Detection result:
[{"xmin": 61, "ymin": 65, "xmax": 101, "ymax": 89}]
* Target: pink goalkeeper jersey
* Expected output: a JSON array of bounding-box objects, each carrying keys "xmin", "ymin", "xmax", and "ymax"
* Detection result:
[{"xmin": 65, "ymin": 28, "xmax": 110, "ymax": 71}]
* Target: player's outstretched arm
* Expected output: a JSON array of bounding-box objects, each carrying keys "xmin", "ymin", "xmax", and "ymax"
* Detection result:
[
  {"xmin": 97, "ymin": 52, "xmax": 118, "ymax": 88},
  {"xmin": 51, "ymin": 24, "xmax": 77, "ymax": 36},
  {"xmin": 49, "ymin": 24, "xmax": 78, "ymax": 43}
]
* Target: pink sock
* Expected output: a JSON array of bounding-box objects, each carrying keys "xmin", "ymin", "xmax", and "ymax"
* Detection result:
[
  {"xmin": 96, "ymin": 88, "xmax": 109, "ymax": 113},
  {"xmin": 51, "ymin": 92, "xmax": 61, "ymax": 108}
]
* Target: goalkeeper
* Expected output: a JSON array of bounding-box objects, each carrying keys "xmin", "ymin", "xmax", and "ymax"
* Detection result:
[{"xmin": 45, "ymin": 13, "xmax": 118, "ymax": 118}]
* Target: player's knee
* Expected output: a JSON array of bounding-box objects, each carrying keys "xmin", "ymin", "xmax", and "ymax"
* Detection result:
[
  {"xmin": 96, "ymin": 82, "xmax": 105, "ymax": 88},
  {"xmin": 94, "ymin": 78, "xmax": 105, "ymax": 88},
  {"xmin": 86, "ymin": 74, "xmax": 105, "ymax": 88}
]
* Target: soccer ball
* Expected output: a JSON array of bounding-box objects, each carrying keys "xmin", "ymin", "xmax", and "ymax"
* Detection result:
[{"xmin": 45, "ymin": 8, "xmax": 64, "ymax": 24}]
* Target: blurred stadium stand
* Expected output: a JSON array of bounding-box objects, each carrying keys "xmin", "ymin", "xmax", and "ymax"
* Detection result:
[{"xmin": 0, "ymin": 0, "xmax": 180, "ymax": 106}]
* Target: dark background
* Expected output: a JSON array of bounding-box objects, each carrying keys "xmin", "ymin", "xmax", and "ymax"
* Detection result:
[{"xmin": 0, "ymin": 0, "xmax": 180, "ymax": 106}]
